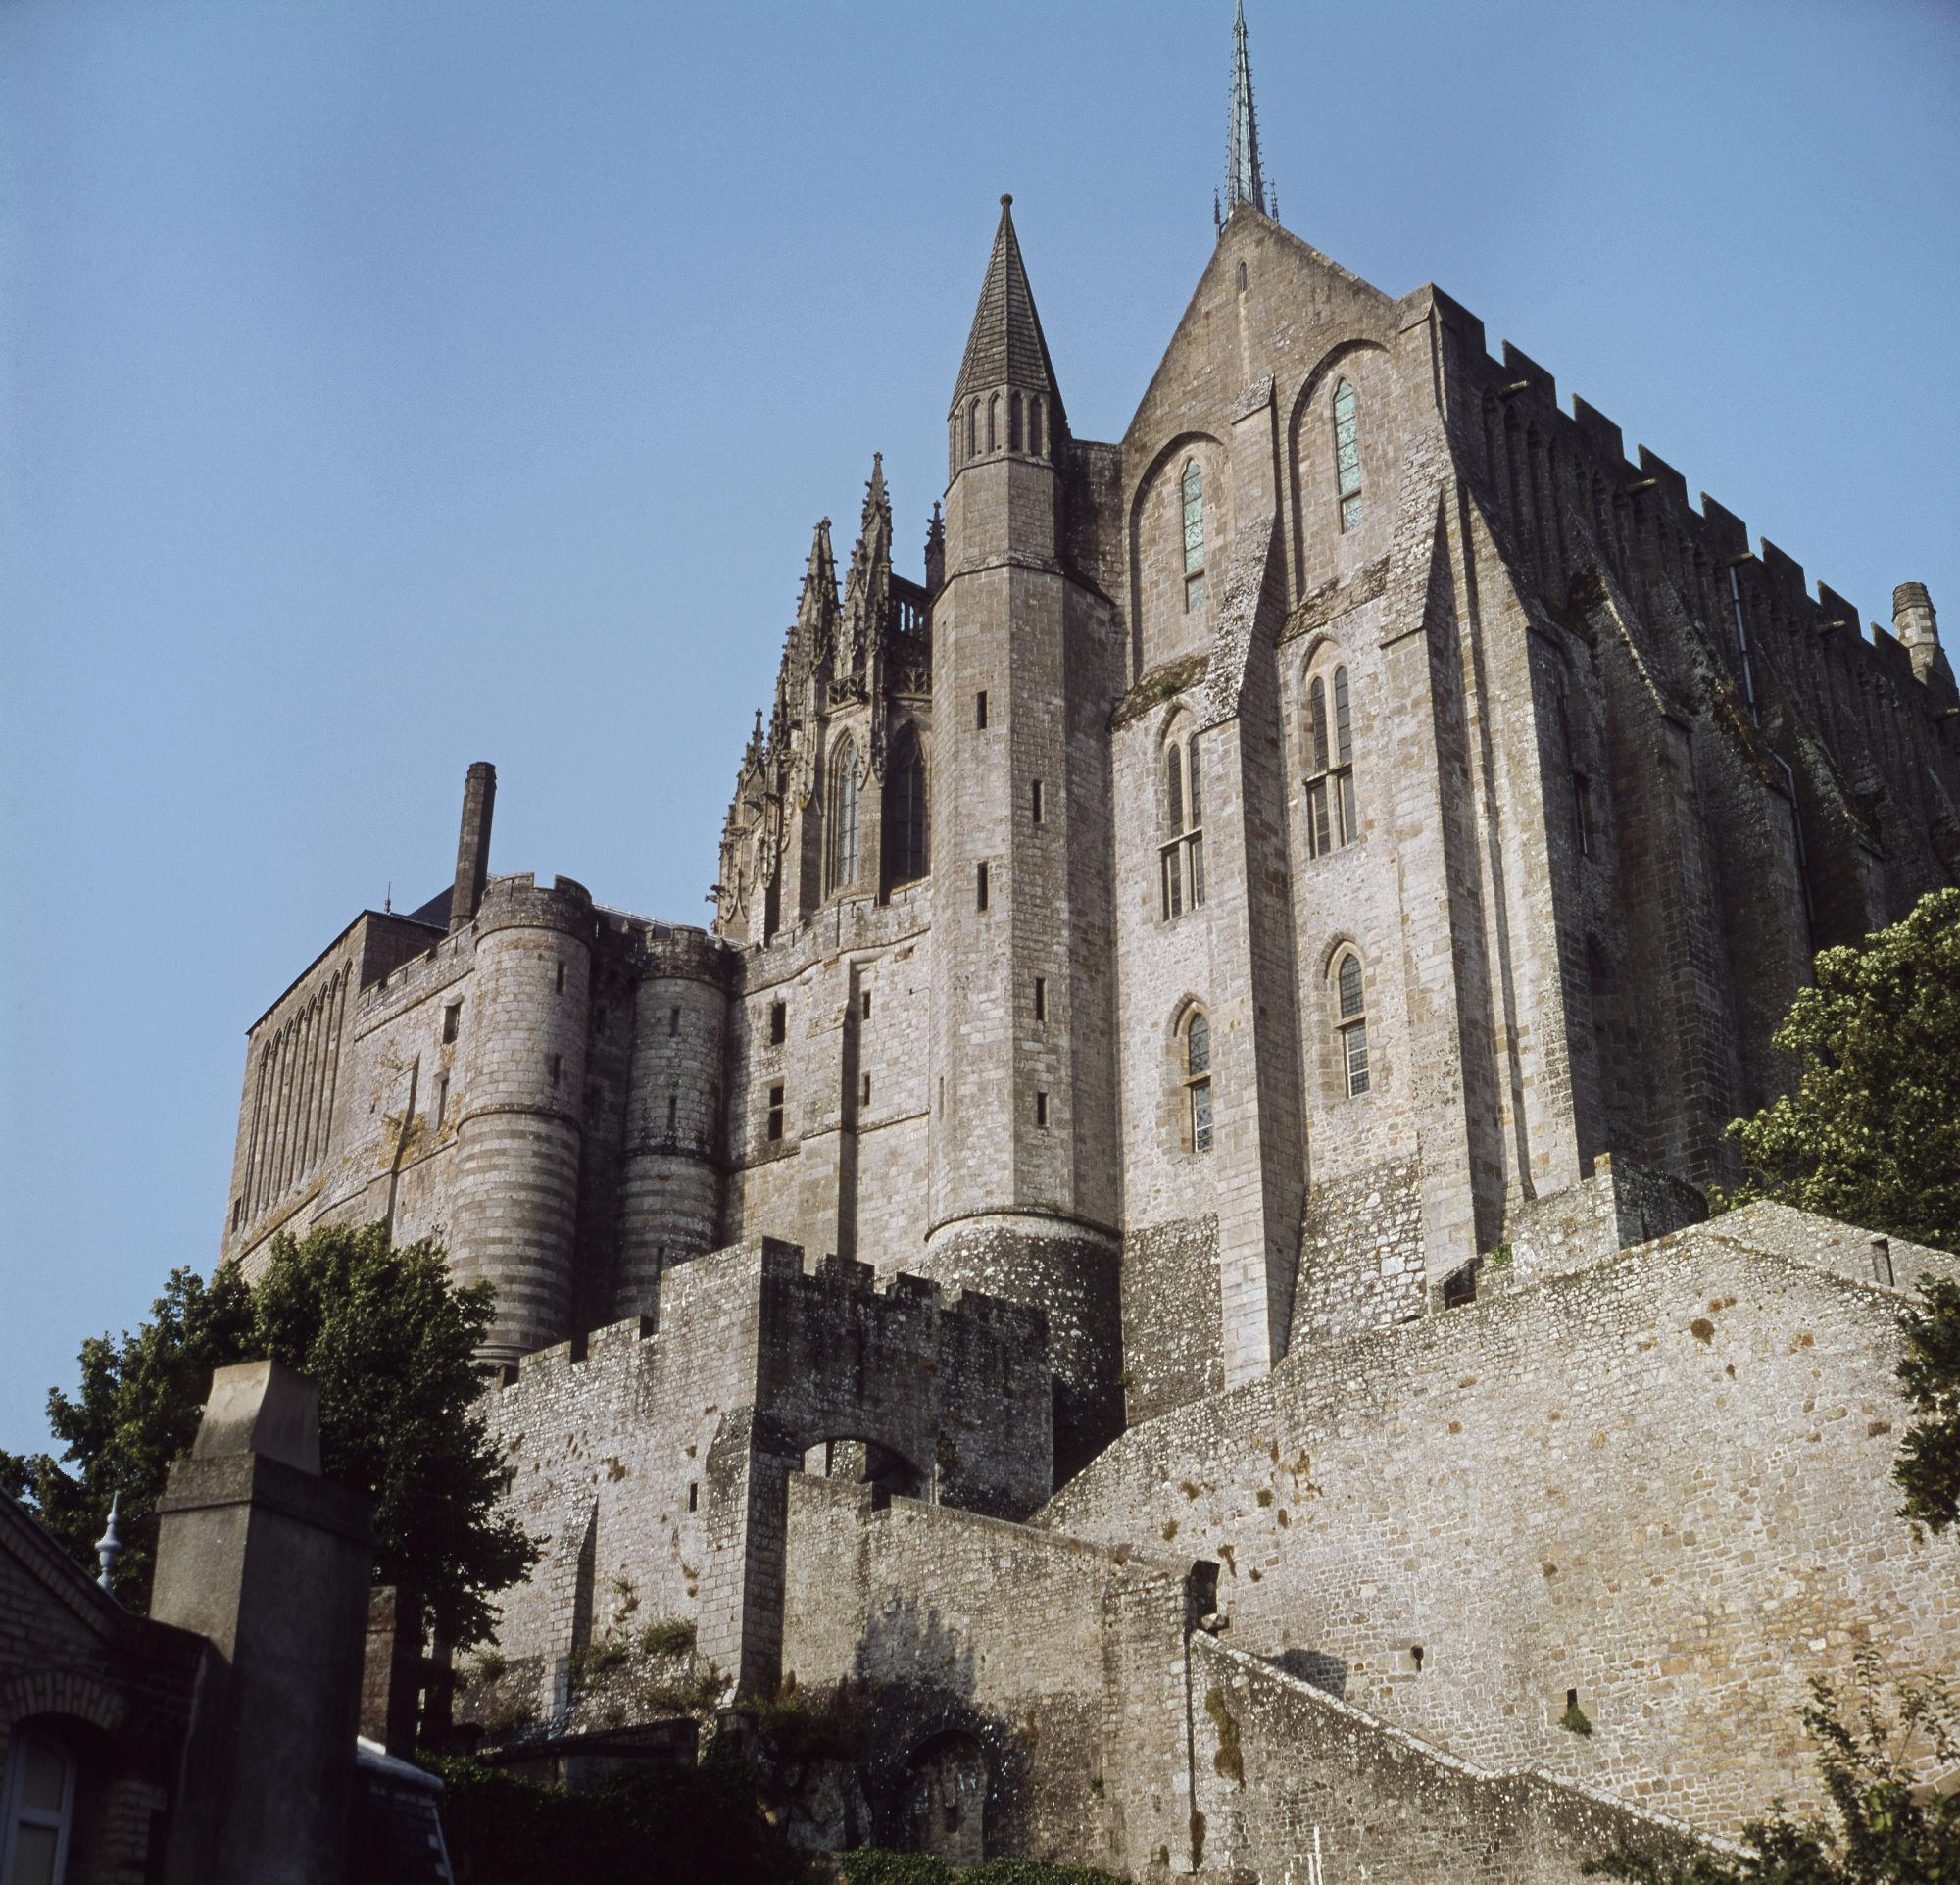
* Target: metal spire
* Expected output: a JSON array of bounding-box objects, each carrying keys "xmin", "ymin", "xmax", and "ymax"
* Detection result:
[{"xmin": 1223, "ymin": 1, "xmax": 1266, "ymax": 224}]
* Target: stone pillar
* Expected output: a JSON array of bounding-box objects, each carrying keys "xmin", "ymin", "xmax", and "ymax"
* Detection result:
[
  {"xmin": 152, "ymin": 1359, "xmax": 372, "ymax": 1885},
  {"xmin": 360, "ymin": 1585, "xmax": 422, "ymax": 1759}
]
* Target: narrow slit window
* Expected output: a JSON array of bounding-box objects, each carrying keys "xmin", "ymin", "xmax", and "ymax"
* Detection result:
[
  {"xmin": 1009, "ymin": 391, "xmax": 1023, "ymax": 452},
  {"xmin": 826, "ymin": 735, "xmax": 859, "ymax": 894},
  {"xmin": 767, "ymin": 1083, "xmax": 785, "ymax": 1141},
  {"xmin": 769, "ymin": 1001, "xmax": 786, "ymax": 1046},
  {"xmin": 549, "ymin": 1053, "xmax": 563, "ymax": 1088},
  {"xmin": 555, "ymin": 961, "xmax": 566, "ymax": 995},
  {"xmin": 1028, "ymin": 397, "xmax": 1043, "ymax": 458},
  {"xmin": 443, "ymin": 1003, "xmax": 462, "ymax": 1045},
  {"xmin": 862, "ymin": 1073, "xmax": 872, "ymax": 1105},
  {"xmin": 1159, "ymin": 727, "xmax": 1206, "ymax": 918},
  {"xmin": 688, "ymin": 1481, "xmax": 699, "ymax": 1512},
  {"xmin": 1305, "ymin": 664, "xmax": 1359, "ymax": 854},
  {"xmin": 1181, "ymin": 458, "xmax": 1206, "ymax": 612},
  {"xmin": 1333, "ymin": 378, "xmax": 1362, "ymax": 531},
  {"xmin": 976, "ymin": 862, "xmax": 990, "ymax": 912},
  {"xmin": 976, "ymin": 690, "xmax": 988, "ymax": 730},
  {"xmin": 861, "ymin": 990, "xmax": 872, "ymax": 1018},
  {"xmin": 435, "ymin": 1075, "xmax": 449, "ymax": 1129},
  {"xmin": 1336, "ymin": 953, "xmax": 1370, "ymax": 1097},
  {"xmin": 1031, "ymin": 778, "xmax": 1045, "ymax": 825},
  {"xmin": 1185, "ymin": 1009, "xmax": 1214, "ymax": 1154},
  {"xmin": 669, "ymin": 1005, "xmax": 681, "ymax": 1037},
  {"xmin": 1035, "ymin": 1090, "xmax": 1049, "ymax": 1128},
  {"xmin": 666, "ymin": 1094, "xmax": 677, "ymax": 1134},
  {"xmin": 1033, "ymin": 976, "xmax": 1047, "ymax": 1023}
]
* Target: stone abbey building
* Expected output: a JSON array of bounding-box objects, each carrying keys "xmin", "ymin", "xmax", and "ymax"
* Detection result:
[{"xmin": 211, "ymin": 11, "xmax": 1960, "ymax": 1876}]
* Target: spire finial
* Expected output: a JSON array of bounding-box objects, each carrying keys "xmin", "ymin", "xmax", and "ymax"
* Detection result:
[
  {"xmin": 1224, "ymin": 0, "xmax": 1266, "ymax": 224},
  {"xmin": 96, "ymin": 1492, "xmax": 122, "ymax": 1594}
]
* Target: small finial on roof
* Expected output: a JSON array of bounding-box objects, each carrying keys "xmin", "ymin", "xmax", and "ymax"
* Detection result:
[
  {"xmin": 1001, "ymin": 193, "xmax": 1012, "ymax": 208},
  {"xmin": 96, "ymin": 1492, "xmax": 122, "ymax": 1594}
]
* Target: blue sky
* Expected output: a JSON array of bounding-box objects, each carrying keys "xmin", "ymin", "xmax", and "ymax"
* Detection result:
[{"xmin": 3, "ymin": 1, "xmax": 1956, "ymax": 1453}]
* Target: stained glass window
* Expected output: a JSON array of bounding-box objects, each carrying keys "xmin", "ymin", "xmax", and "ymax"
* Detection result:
[
  {"xmin": 1182, "ymin": 459, "xmax": 1206, "ymax": 611},
  {"xmin": 1334, "ymin": 379, "xmax": 1361, "ymax": 531}
]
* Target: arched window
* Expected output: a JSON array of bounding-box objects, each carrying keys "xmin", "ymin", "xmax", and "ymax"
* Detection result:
[
  {"xmin": 988, "ymin": 395, "xmax": 999, "ymax": 454},
  {"xmin": 3, "ymin": 1723, "xmax": 77, "ymax": 1885},
  {"xmin": 1333, "ymin": 379, "xmax": 1361, "ymax": 531},
  {"xmin": 1028, "ymin": 396, "xmax": 1043, "ymax": 458},
  {"xmin": 1304, "ymin": 662, "xmax": 1359, "ymax": 856},
  {"xmin": 1180, "ymin": 459, "xmax": 1206, "ymax": 612},
  {"xmin": 1158, "ymin": 725, "xmax": 1205, "ymax": 919},
  {"xmin": 826, "ymin": 736, "xmax": 858, "ymax": 894},
  {"xmin": 1008, "ymin": 392, "xmax": 1023, "ymax": 452},
  {"xmin": 1184, "ymin": 1008, "xmax": 1214, "ymax": 1154},
  {"xmin": 966, "ymin": 401, "xmax": 978, "ymax": 462},
  {"xmin": 883, "ymin": 724, "xmax": 928, "ymax": 893},
  {"xmin": 1335, "ymin": 952, "xmax": 1370, "ymax": 1097}
]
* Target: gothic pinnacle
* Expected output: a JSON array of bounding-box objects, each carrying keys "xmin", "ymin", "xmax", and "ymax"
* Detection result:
[{"xmin": 1224, "ymin": 0, "xmax": 1268, "ymax": 224}]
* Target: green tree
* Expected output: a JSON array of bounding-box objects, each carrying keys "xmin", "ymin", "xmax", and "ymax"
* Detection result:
[
  {"xmin": 1896, "ymin": 1275, "xmax": 1960, "ymax": 1536},
  {"xmin": 2, "ymin": 1223, "xmax": 535, "ymax": 1655},
  {"xmin": 1585, "ymin": 1651, "xmax": 1960, "ymax": 1884},
  {"xmin": 1720, "ymin": 887, "xmax": 1959, "ymax": 1254},
  {"xmin": 1713, "ymin": 890, "xmax": 1960, "ymax": 1536}
]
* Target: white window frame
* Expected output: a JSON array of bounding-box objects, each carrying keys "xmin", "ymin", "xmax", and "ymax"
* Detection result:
[{"xmin": 1, "ymin": 1725, "xmax": 77, "ymax": 1885}]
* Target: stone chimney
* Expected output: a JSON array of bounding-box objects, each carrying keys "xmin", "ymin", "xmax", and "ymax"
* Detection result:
[
  {"xmin": 1892, "ymin": 583, "xmax": 1948, "ymax": 686},
  {"xmin": 151, "ymin": 1359, "xmax": 373, "ymax": 1885},
  {"xmin": 450, "ymin": 760, "xmax": 497, "ymax": 932}
]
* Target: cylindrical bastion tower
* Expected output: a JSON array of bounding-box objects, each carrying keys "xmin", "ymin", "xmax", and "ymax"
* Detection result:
[
  {"xmin": 450, "ymin": 872, "xmax": 595, "ymax": 1362},
  {"xmin": 613, "ymin": 927, "xmax": 732, "ymax": 1320}
]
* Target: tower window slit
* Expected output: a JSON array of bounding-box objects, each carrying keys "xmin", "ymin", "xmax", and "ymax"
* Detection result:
[{"xmin": 767, "ymin": 1084, "xmax": 785, "ymax": 1142}]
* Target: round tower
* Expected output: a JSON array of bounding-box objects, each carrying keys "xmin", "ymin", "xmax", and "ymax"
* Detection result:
[
  {"xmin": 613, "ymin": 928, "xmax": 731, "ymax": 1320},
  {"xmin": 921, "ymin": 196, "xmax": 1125, "ymax": 1483},
  {"xmin": 450, "ymin": 873, "xmax": 595, "ymax": 1363}
]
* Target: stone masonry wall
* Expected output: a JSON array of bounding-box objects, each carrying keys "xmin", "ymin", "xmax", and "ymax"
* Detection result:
[
  {"xmin": 477, "ymin": 1239, "xmax": 1051, "ymax": 1717},
  {"xmin": 1044, "ymin": 1209, "xmax": 1960, "ymax": 1836},
  {"xmin": 1120, "ymin": 1215, "xmax": 1224, "ymax": 1425},
  {"xmin": 781, "ymin": 1472, "xmax": 1204, "ymax": 1874},
  {"xmin": 1287, "ymin": 1154, "xmax": 1425, "ymax": 1347},
  {"xmin": 1191, "ymin": 1636, "xmax": 1713, "ymax": 1884}
]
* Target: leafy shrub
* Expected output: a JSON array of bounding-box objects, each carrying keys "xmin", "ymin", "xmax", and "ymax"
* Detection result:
[
  {"xmin": 839, "ymin": 1860, "xmax": 1125, "ymax": 1885},
  {"xmin": 640, "ymin": 1617, "xmax": 697, "ymax": 1657},
  {"xmin": 428, "ymin": 1754, "xmax": 809, "ymax": 1884}
]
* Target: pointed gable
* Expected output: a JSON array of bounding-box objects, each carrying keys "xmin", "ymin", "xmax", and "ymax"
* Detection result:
[{"xmin": 950, "ymin": 196, "xmax": 1065, "ymax": 430}]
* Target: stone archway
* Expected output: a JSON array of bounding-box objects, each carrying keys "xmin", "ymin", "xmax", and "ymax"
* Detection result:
[{"xmin": 902, "ymin": 1729, "xmax": 987, "ymax": 1866}]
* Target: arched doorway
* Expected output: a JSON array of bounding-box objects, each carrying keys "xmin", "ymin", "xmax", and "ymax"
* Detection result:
[{"xmin": 901, "ymin": 1730, "xmax": 987, "ymax": 1865}]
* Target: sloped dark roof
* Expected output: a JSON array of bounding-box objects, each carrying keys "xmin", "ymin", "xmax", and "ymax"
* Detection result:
[{"xmin": 950, "ymin": 196, "xmax": 1065, "ymax": 428}]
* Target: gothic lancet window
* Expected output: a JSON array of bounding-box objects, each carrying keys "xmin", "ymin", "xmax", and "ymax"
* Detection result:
[
  {"xmin": 1333, "ymin": 378, "xmax": 1361, "ymax": 531},
  {"xmin": 883, "ymin": 724, "xmax": 928, "ymax": 894},
  {"xmin": 1028, "ymin": 396, "xmax": 1043, "ymax": 458},
  {"xmin": 827, "ymin": 735, "xmax": 859, "ymax": 894},
  {"xmin": 1009, "ymin": 392, "xmax": 1023, "ymax": 452},
  {"xmin": 1159, "ymin": 724, "xmax": 1205, "ymax": 919},
  {"xmin": 1304, "ymin": 663, "xmax": 1359, "ymax": 856},
  {"xmin": 1184, "ymin": 1008, "xmax": 1214, "ymax": 1154},
  {"xmin": 1336, "ymin": 951, "xmax": 1370, "ymax": 1097},
  {"xmin": 1181, "ymin": 459, "xmax": 1206, "ymax": 612}
]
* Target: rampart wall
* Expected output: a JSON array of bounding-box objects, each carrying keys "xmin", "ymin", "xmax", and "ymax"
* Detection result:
[
  {"xmin": 781, "ymin": 1472, "xmax": 1206, "ymax": 1874},
  {"xmin": 1191, "ymin": 1636, "xmax": 1717, "ymax": 1883},
  {"xmin": 476, "ymin": 1239, "xmax": 1052, "ymax": 1714},
  {"xmin": 1042, "ymin": 1206, "xmax": 1960, "ymax": 1837}
]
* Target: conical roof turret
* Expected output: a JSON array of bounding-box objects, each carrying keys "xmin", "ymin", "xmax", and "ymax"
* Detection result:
[{"xmin": 950, "ymin": 195, "xmax": 1065, "ymax": 433}]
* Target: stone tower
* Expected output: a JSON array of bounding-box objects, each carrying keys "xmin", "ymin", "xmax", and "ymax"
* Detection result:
[{"xmin": 920, "ymin": 197, "xmax": 1124, "ymax": 1478}]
